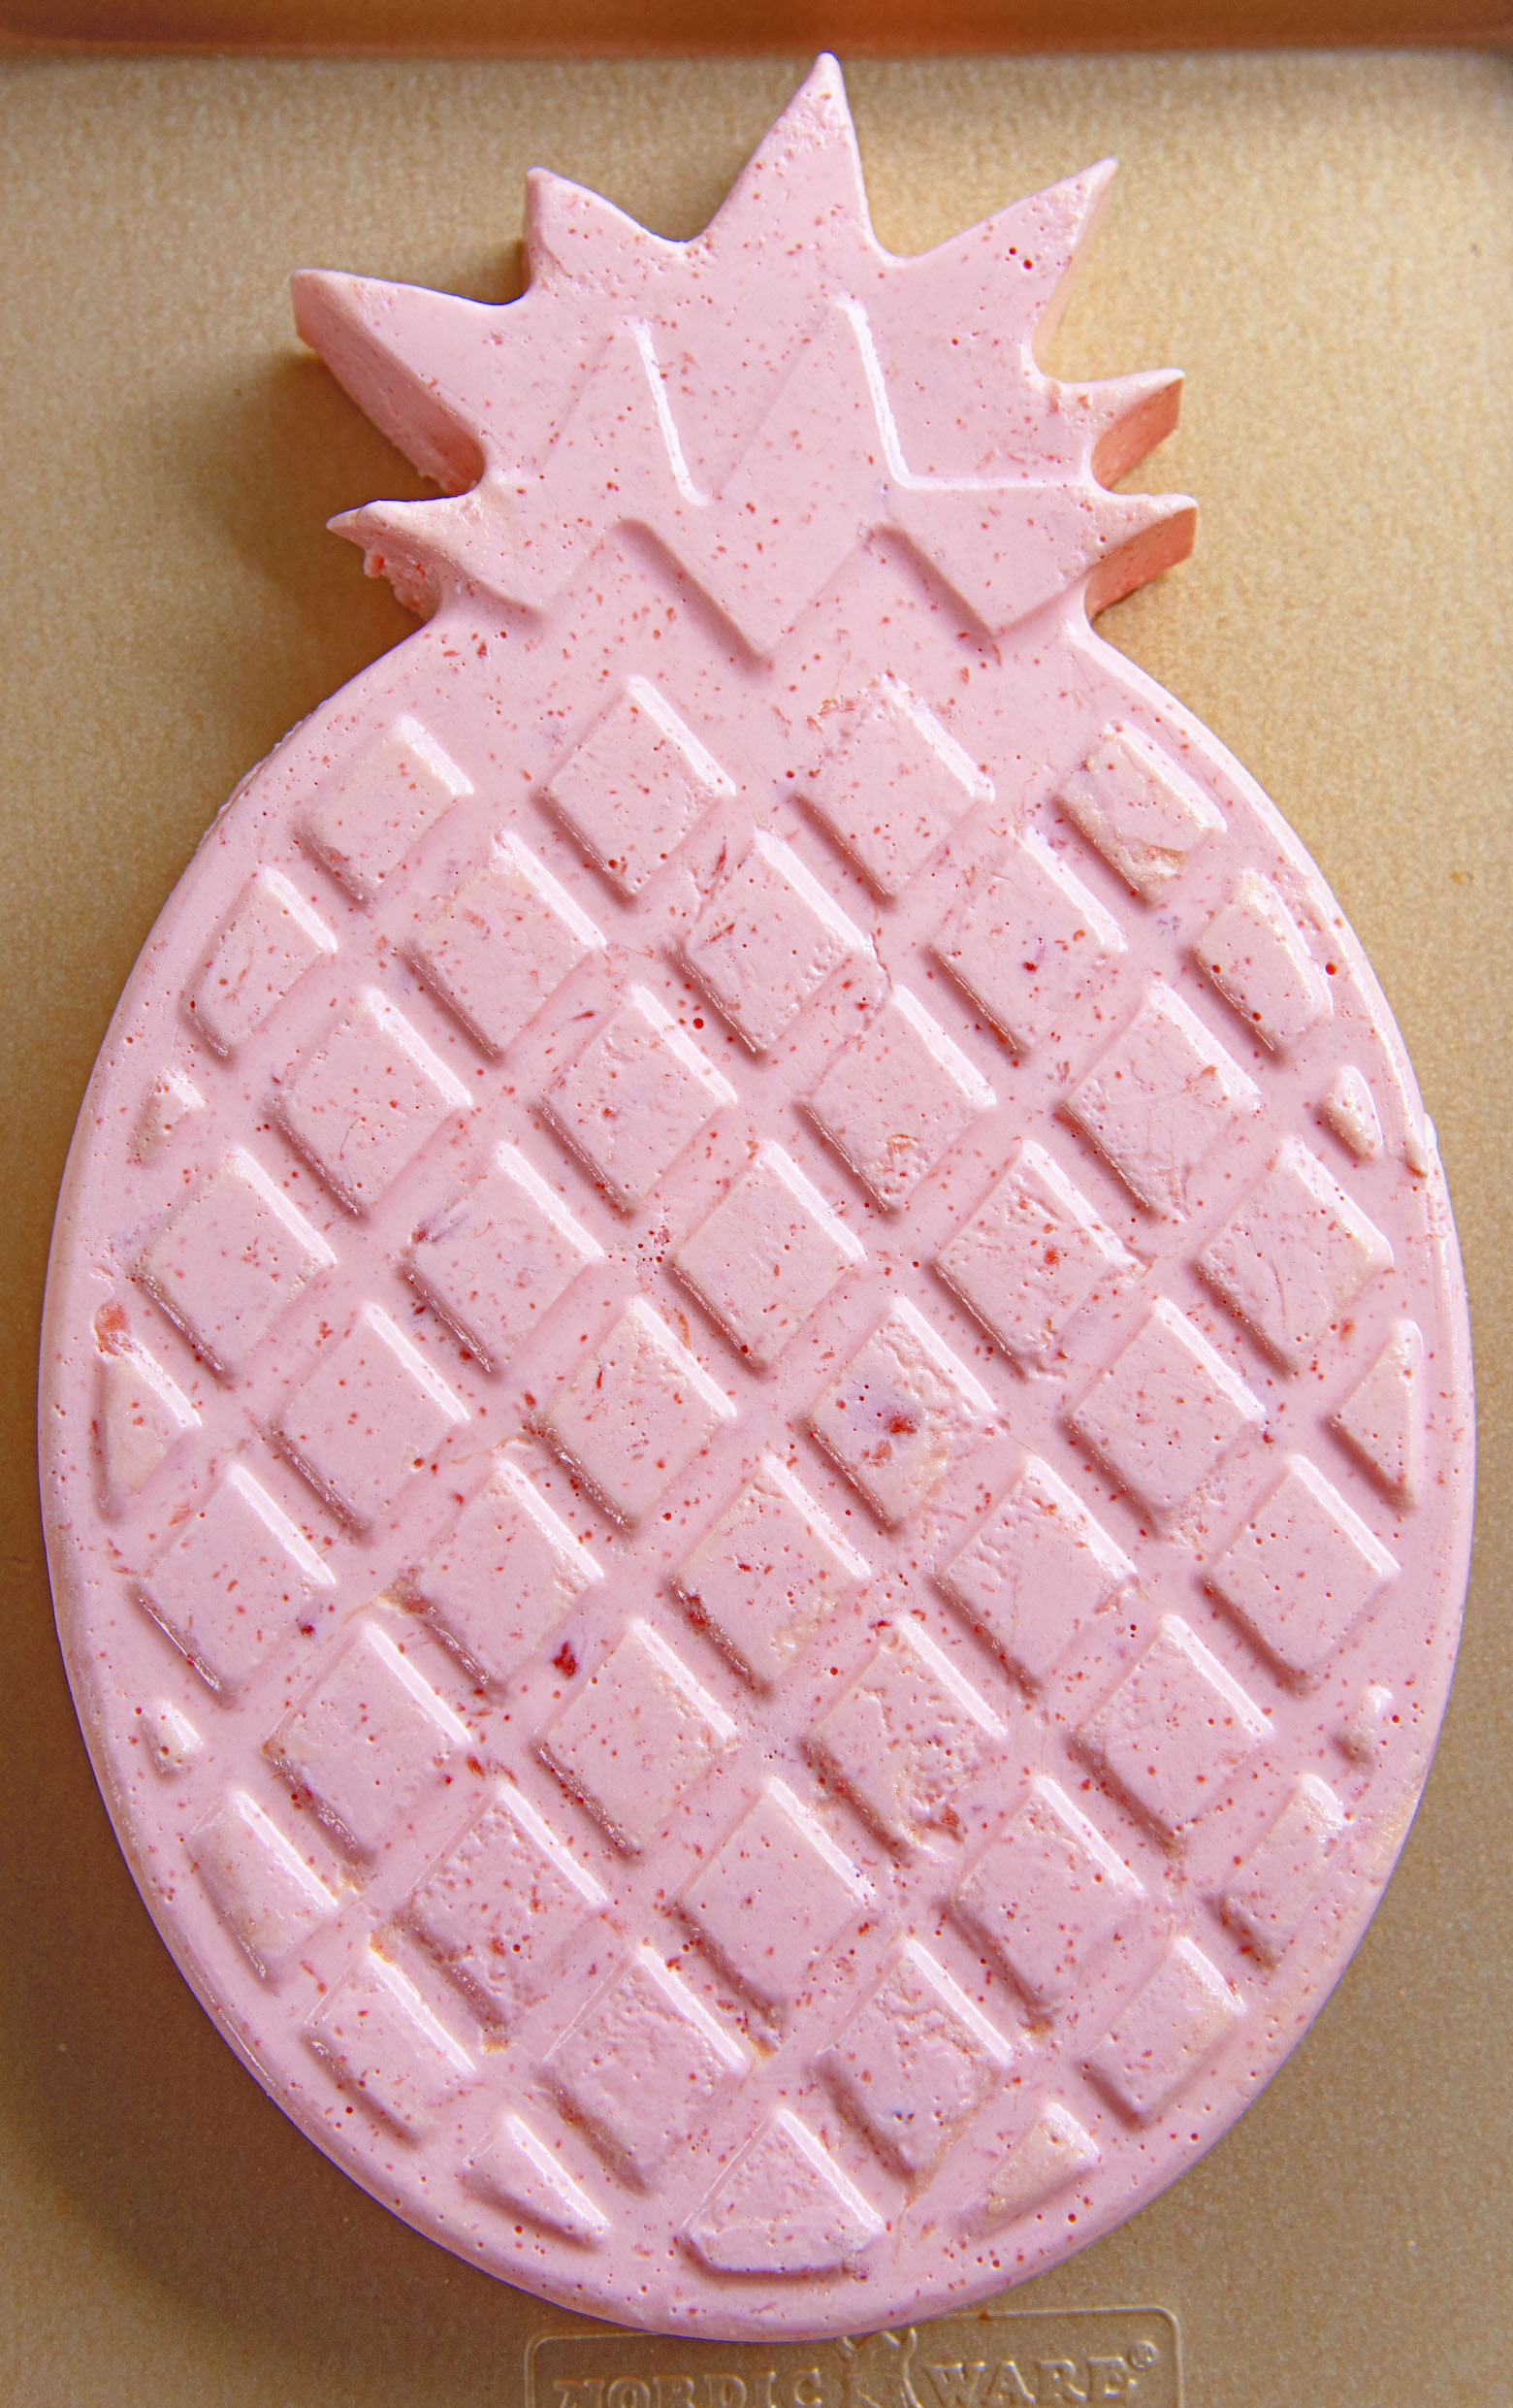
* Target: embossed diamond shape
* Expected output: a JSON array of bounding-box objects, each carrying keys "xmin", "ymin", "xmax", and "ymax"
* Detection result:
[
  {"xmin": 97, "ymin": 1330, "xmax": 199, "ymax": 1510},
  {"xmin": 953, "ymin": 1775, "xmax": 1143, "ymax": 2008},
  {"xmin": 684, "ymin": 830, "xmax": 866, "ymax": 1051},
  {"xmin": 820, "ymin": 1938, "xmax": 1013, "ymax": 2174},
  {"xmin": 189, "ymin": 1789, "xmax": 338, "ymax": 1980},
  {"xmin": 542, "ymin": 1297, "xmax": 734, "ymax": 1524},
  {"xmin": 686, "ymin": 2110, "xmax": 884, "ymax": 2275},
  {"xmin": 1196, "ymin": 869, "xmax": 1333, "ymax": 1055},
  {"xmin": 804, "ymin": 676, "xmax": 990, "ymax": 897},
  {"xmin": 969, "ymin": 2099, "xmax": 1102, "ymax": 2231},
  {"xmin": 546, "ymin": 1944, "xmax": 749, "ymax": 2187},
  {"xmin": 542, "ymin": 1619, "xmax": 736, "ymax": 1850},
  {"xmin": 144, "ymin": 1697, "xmax": 202, "ymax": 1777},
  {"xmin": 276, "ymin": 1303, "xmax": 468, "ymax": 1528},
  {"xmin": 140, "ymin": 1461, "xmax": 335, "ymax": 1689},
  {"xmin": 810, "ymin": 1618, "xmax": 1003, "ymax": 1846},
  {"xmin": 675, "ymin": 1142, "xmax": 864, "ymax": 1366},
  {"xmin": 412, "ymin": 832, "xmax": 604, "ymax": 1055},
  {"xmin": 1221, "ymin": 1774, "xmax": 1346, "ymax": 1965},
  {"xmin": 545, "ymin": 985, "xmax": 735, "ymax": 1210},
  {"xmin": 808, "ymin": 1297, "xmax": 995, "ymax": 1528},
  {"xmin": 809, "ymin": 986, "xmax": 995, "ymax": 1210},
  {"xmin": 188, "ymin": 865, "xmax": 338, "ymax": 1056},
  {"xmin": 1336, "ymin": 1677, "xmax": 1397, "ymax": 1766},
  {"xmin": 408, "ymin": 1785, "xmax": 606, "ymax": 2022},
  {"xmin": 1320, "ymin": 1063, "xmax": 1384, "ymax": 1163},
  {"xmin": 1198, "ymin": 866, "xmax": 1328, "ymax": 1055},
  {"xmin": 302, "ymin": 713, "xmax": 472, "ymax": 901},
  {"xmin": 938, "ymin": 1138, "xmax": 1137, "ymax": 1365},
  {"xmin": 938, "ymin": 1454, "xmax": 1134, "ymax": 1687},
  {"xmin": 411, "ymin": 1455, "xmax": 600, "ymax": 1686},
  {"xmin": 1199, "ymin": 1138, "xmax": 1394, "ymax": 1368},
  {"xmin": 409, "ymin": 1141, "xmax": 603, "ymax": 1370},
  {"xmin": 307, "ymin": 1947, "xmax": 473, "ymax": 2135},
  {"xmin": 673, "ymin": 1452, "xmax": 869, "ymax": 1685},
  {"xmin": 279, "ymin": 987, "xmax": 472, "ymax": 1212},
  {"xmin": 1334, "ymin": 1318, "xmax": 1425, "ymax": 1502},
  {"xmin": 1207, "ymin": 1453, "xmax": 1398, "ymax": 1676},
  {"xmin": 269, "ymin": 1620, "xmax": 469, "ymax": 1855},
  {"xmin": 682, "ymin": 1778, "xmax": 871, "ymax": 2003},
  {"xmin": 140, "ymin": 1147, "xmax": 335, "ymax": 1377},
  {"xmin": 133, "ymin": 1065, "xmax": 203, "ymax": 1163},
  {"xmin": 1084, "ymin": 1935, "xmax": 1243, "ymax": 2122},
  {"xmin": 469, "ymin": 2114, "xmax": 608, "ymax": 2243},
  {"xmin": 1078, "ymin": 1613, "xmax": 1268, "ymax": 1835},
  {"xmin": 931, "ymin": 830, "xmax": 1126, "ymax": 1055},
  {"xmin": 1065, "ymin": 980, "xmax": 1260, "ymax": 1220},
  {"xmin": 1069, "ymin": 1297, "xmax": 1265, "ymax": 1520},
  {"xmin": 546, "ymin": 675, "xmax": 736, "ymax": 895},
  {"xmin": 1056, "ymin": 720, "xmax": 1223, "ymax": 901}
]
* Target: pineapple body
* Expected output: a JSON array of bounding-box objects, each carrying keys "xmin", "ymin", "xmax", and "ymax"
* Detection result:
[{"xmin": 40, "ymin": 61, "xmax": 1472, "ymax": 2339}]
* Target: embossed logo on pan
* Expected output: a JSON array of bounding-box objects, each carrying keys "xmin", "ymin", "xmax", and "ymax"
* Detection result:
[{"xmin": 525, "ymin": 2310, "xmax": 1180, "ymax": 2407}]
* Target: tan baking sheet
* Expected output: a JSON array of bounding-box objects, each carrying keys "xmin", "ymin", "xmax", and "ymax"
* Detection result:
[{"xmin": 2, "ymin": 49, "xmax": 1508, "ymax": 2407}]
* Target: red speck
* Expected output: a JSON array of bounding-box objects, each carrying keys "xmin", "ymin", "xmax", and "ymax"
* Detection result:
[{"xmin": 93, "ymin": 1300, "xmax": 129, "ymax": 1353}]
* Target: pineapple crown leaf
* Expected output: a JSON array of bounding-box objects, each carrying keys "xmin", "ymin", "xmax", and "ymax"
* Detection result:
[{"xmin": 293, "ymin": 54, "xmax": 1193, "ymax": 653}]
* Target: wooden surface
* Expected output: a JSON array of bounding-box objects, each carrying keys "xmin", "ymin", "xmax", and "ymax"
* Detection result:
[{"xmin": 1, "ymin": 49, "xmax": 1509, "ymax": 2408}]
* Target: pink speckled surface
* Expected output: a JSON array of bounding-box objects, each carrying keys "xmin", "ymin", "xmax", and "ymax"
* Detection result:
[{"xmin": 38, "ymin": 57, "xmax": 1475, "ymax": 2345}]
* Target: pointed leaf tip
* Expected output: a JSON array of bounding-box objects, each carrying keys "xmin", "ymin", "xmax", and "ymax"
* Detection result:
[
  {"xmin": 795, "ymin": 50, "xmax": 851, "ymax": 121},
  {"xmin": 1085, "ymin": 489, "xmax": 1197, "ymax": 617},
  {"xmin": 1046, "ymin": 156, "xmax": 1119, "ymax": 232},
  {"xmin": 891, "ymin": 156, "xmax": 1119, "ymax": 353},
  {"xmin": 1022, "ymin": 159, "xmax": 1119, "ymax": 346},
  {"xmin": 291, "ymin": 269, "xmax": 490, "ymax": 493},
  {"xmin": 525, "ymin": 167, "xmax": 678, "ymax": 288},
  {"xmin": 329, "ymin": 497, "xmax": 452, "ymax": 618},
  {"xmin": 1077, "ymin": 367, "xmax": 1185, "ymax": 485},
  {"xmin": 704, "ymin": 51, "xmax": 870, "ymax": 254}
]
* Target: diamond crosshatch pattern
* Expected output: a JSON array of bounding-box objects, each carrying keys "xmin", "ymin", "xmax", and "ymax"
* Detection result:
[
  {"xmin": 139, "ymin": 1146, "xmax": 336, "ymax": 1376},
  {"xmin": 407, "ymin": 1140, "xmax": 604, "ymax": 1372},
  {"xmin": 681, "ymin": 1777, "xmax": 871, "ymax": 2003},
  {"xmin": 411, "ymin": 831, "xmax": 605, "ymax": 1058},
  {"xmin": 408, "ymin": 1783, "xmax": 607, "ymax": 2022},
  {"xmin": 41, "ymin": 58, "xmax": 1473, "ymax": 2349}
]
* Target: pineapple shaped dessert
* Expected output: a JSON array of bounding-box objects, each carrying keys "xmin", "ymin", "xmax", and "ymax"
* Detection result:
[{"xmin": 41, "ymin": 58, "xmax": 1472, "ymax": 2339}]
